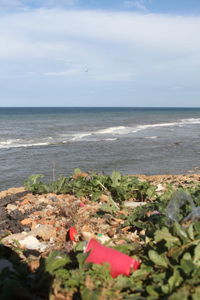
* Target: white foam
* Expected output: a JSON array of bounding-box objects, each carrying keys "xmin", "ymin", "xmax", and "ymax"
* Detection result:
[
  {"xmin": 97, "ymin": 126, "xmax": 127, "ymax": 134},
  {"xmin": 0, "ymin": 141, "xmax": 50, "ymax": 149},
  {"xmin": 103, "ymin": 138, "xmax": 117, "ymax": 141},
  {"xmin": 180, "ymin": 118, "xmax": 200, "ymax": 124},
  {"xmin": 71, "ymin": 133, "xmax": 92, "ymax": 141},
  {"xmin": 144, "ymin": 136, "xmax": 158, "ymax": 139}
]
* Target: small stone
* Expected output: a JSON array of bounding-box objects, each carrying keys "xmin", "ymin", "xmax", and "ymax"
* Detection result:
[
  {"xmin": 99, "ymin": 194, "xmax": 109, "ymax": 202},
  {"xmin": 28, "ymin": 260, "xmax": 40, "ymax": 271},
  {"xmin": 31, "ymin": 224, "xmax": 56, "ymax": 240},
  {"xmin": 21, "ymin": 218, "xmax": 32, "ymax": 225},
  {"xmin": 6, "ymin": 204, "xmax": 18, "ymax": 211},
  {"xmin": 107, "ymin": 229, "xmax": 115, "ymax": 237},
  {"xmin": 19, "ymin": 199, "xmax": 30, "ymax": 206}
]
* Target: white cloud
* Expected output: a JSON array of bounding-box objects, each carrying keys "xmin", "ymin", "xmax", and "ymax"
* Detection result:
[
  {"xmin": 0, "ymin": 9, "xmax": 200, "ymax": 105},
  {"xmin": 123, "ymin": 0, "xmax": 148, "ymax": 11}
]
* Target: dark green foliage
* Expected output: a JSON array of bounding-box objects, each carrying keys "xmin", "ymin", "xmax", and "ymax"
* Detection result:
[{"xmin": 24, "ymin": 170, "xmax": 157, "ymax": 203}]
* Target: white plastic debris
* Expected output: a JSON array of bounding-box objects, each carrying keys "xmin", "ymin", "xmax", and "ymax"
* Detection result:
[{"xmin": 19, "ymin": 236, "xmax": 48, "ymax": 251}]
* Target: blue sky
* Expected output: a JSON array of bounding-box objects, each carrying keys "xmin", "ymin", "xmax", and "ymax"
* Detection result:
[{"xmin": 0, "ymin": 0, "xmax": 200, "ymax": 106}]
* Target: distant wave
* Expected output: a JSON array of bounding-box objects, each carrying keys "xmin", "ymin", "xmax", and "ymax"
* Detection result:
[
  {"xmin": 1, "ymin": 117, "xmax": 199, "ymax": 149},
  {"xmin": 97, "ymin": 126, "xmax": 127, "ymax": 134},
  {"xmin": 71, "ymin": 133, "xmax": 92, "ymax": 141},
  {"xmin": 0, "ymin": 140, "xmax": 50, "ymax": 149}
]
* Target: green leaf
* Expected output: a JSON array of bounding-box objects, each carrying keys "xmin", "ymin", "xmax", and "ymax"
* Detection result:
[
  {"xmin": 73, "ymin": 168, "xmax": 82, "ymax": 175},
  {"xmin": 154, "ymin": 227, "xmax": 180, "ymax": 248},
  {"xmin": 27, "ymin": 174, "xmax": 44, "ymax": 184},
  {"xmin": 180, "ymin": 252, "xmax": 195, "ymax": 274},
  {"xmin": 193, "ymin": 243, "xmax": 200, "ymax": 264},
  {"xmin": 148, "ymin": 250, "xmax": 168, "ymax": 268},
  {"xmin": 187, "ymin": 223, "xmax": 194, "ymax": 240},
  {"xmin": 45, "ymin": 251, "xmax": 70, "ymax": 274},
  {"xmin": 111, "ymin": 171, "xmax": 121, "ymax": 187},
  {"xmin": 146, "ymin": 285, "xmax": 159, "ymax": 297},
  {"xmin": 173, "ymin": 222, "xmax": 188, "ymax": 241},
  {"xmin": 168, "ymin": 269, "xmax": 183, "ymax": 293}
]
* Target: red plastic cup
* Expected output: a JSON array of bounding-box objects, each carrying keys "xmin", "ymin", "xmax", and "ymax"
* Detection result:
[{"xmin": 85, "ymin": 238, "xmax": 140, "ymax": 278}]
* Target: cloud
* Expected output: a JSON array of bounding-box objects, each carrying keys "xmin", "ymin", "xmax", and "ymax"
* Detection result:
[
  {"xmin": 0, "ymin": 9, "xmax": 200, "ymax": 105},
  {"xmin": 123, "ymin": 0, "xmax": 148, "ymax": 11}
]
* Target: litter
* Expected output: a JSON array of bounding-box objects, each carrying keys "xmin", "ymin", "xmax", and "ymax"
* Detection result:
[
  {"xmin": 84, "ymin": 238, "xmax": 140, "ymax": 278},
  {"xmin": 166, "ymin": 190, "xmax": 200, "ymax": 223},
  {"xmin": 69, "ymin": 227, "xmax": 78, "ymax": 241}
]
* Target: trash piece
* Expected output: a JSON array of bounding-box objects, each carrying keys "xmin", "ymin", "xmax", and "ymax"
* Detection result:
[
  {"xmin": 79, "ymin": 202, "xmax": 86, "ymax": 207},
  {"xmin": 96, "ymin": 234, "xmax": 110, "ymax": 244},
  {"xmin": 155, "ymin": 183, "xmax": 165, "ymax": 192},
  {"xmin": 183, "ymin": 206, "xmax": 200, "ymax": 223},
  {"xmin": 69, "ymin": 227, "xmax": 78, "ymax": 241},
  {"xmin": 82, "ymin": 231, "xmax": 95, "ymax": 240},
  {"xmin": 85, "ymin": 238, "xmax": 140, "ymax": 278},
  {"xmin": 166, "ymin": 190, "xmax": 199, "ymax": 223},
  {"xmin": 19, "ymin": 236, "xmax": 48, "ymax": 251},
  {"xmin": 124, "ymin": 201, "xmax": 146, "ymax": 208}
]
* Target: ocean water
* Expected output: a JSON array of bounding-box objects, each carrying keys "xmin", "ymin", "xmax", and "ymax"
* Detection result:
[{"xmin": 0, "ymin": 107, "xmax": 200, "ymax": 190}]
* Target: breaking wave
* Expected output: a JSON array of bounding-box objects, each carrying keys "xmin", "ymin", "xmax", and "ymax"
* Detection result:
[{"xmin": 1, "ymin": 117, "xmax": 199, "ymax": 149}]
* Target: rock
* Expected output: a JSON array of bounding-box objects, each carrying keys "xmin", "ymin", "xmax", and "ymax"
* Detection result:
[
  {"xmin": 6, "ymin": 204, "xmax": 18, "ymax": 211},
  {"xmin": 99, "ymin": 194, "xmax": 109, "ymax": 202},
  {"xmin": 21, "ymin": 218, "xmax": 32, "ymax": 225},
  {"xmin": 31, "ymin": 224, "xmax": 56, "ymax": 241},
  {"xmin": 28, "ymin": 260, "xmax": 40, "ymax": 271},
  {"xmin": 19, "ymin": 199, "xmax": 30, "ymax": 206},
  {"xmin": 2, "ymin": 224, "xmax": 56, "ymax": 248},
  {"xmin": 2, "ymin": 232, "xmax": 28, "ymax": 244},
  {"xmin": 19, "ymin": 236, "xmax": 48, "ymax": 251},
  {"xmin": 0, "ymin": 187, "xmax": 25, "ymax": 199},
  {"xmin": 124, "ymin": 201, "xmax": 146, "ymax": 208}
]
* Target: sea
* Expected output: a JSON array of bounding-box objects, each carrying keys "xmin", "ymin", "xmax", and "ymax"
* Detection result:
[{"xmin": 1, "ymin": 107, "xmax": 200, "ymax": 190}]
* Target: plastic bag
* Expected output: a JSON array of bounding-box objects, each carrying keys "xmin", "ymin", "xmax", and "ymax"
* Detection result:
[{"xmin": 166, "ymin": 190, "xmax": 200, "ymax": 223}]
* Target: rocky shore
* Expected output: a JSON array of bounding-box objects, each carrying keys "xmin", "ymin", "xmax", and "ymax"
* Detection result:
[
  {"xmin": 0, "ymin": 173, "xmax": 200, "ymax": 299},
  {"xmin": 1, "ymin": 173, "xmax": 200, "ymax": 251}
]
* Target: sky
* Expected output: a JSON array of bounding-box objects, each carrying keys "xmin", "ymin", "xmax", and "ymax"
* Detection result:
[{"xmin": 0, "ymin": 0, "xmax": 200, "ymax": 107}]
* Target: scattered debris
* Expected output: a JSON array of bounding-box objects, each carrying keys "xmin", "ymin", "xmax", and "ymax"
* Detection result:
[{"xmin": 1, "ymin": 171, "xmax": 200, "ymax": 299}]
